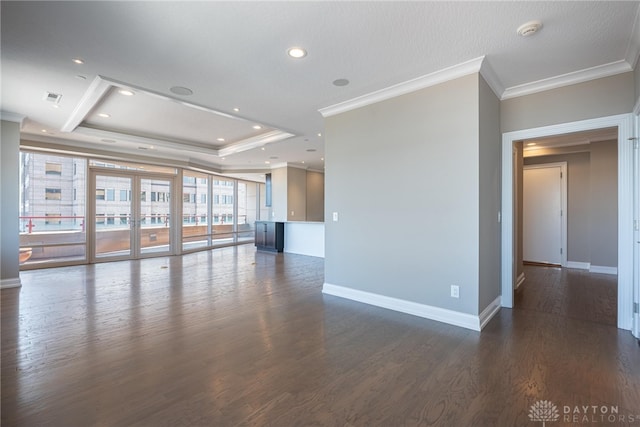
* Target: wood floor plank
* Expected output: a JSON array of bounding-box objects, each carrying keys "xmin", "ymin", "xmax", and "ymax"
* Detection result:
[{"xmin": 2, "ymin": 246, "xmax": 639, "ymax": 426}]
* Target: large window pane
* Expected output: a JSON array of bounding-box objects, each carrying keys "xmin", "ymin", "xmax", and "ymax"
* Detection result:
[
  {"xmin": 212, "ymin": 178, "xmax": 234, "ymax": 246},
  {"xmin": 237, "ymin": 180, "xmax": 257, "ymax": 243},
  {"xmin": 182, "ymin": 171, "xmax": 209, "ymax": 250},
  {"xmin": 20, "ymin": 152, "xmax": 87, "ymax": 265}
]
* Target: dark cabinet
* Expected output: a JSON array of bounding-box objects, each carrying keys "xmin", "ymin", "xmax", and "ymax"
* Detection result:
[{"xmin": 255, "ymin": 221, "xmax": 284, "ymax": 252}]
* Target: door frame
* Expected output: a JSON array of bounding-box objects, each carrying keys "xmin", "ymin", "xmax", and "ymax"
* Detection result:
[
  {"xmin": 501, "ymin": 113, "xmax": 635, "ymax": 332},
  {"xmin": 523, "ymin": 162, "xmax": 568, "ymax": 267},
  {"xmin": 88, "ymin": 168, "xmax": 176, "ymax": 262}
]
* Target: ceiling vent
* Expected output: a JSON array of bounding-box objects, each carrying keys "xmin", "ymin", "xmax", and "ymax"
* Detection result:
[{"xmin": 43, "ymin": 91, "xmax": 62, "ymax": 104}]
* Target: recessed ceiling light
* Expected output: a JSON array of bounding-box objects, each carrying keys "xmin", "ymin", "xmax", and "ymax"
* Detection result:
[
  {"xmin": 517, "ymin": 20, "xmax": 543, "ymax": 37},
  {"xmin": 317, "ymin": 133, "xmax": 322, "ymax": 137},
  {"xmin": 217, "ymin": 138, "xmax": 225, "ymax": 142},
  {"xmin": 118, "ymin": 89, "xmax": 134, "ymax": 96},
  {"xmin": 52, "ymin": 104, "xmax": 60, "ymax": 109},
  {"xmin": 265, "ymin": 161, "xmax": 271, "ymax": 164},
  {"xmin": 261, "ymin": 147, "xmax": 265, "ymax": 151},
  {"xmin": 253, "ymin": 125, "xmax": 262, "ymax": 130},
  {"xmin": 287, "ymin": 47, "xmax": 307, "ymax": 58},
  {"xmin": 527, "ymin": 142, "xmax": 537, "ymax": 146},
  {"xmin": 221, "ymin": 157, "xmax": 226, "ymax": 160},
  {"xmin": 41, "ymin": 129, "xmax": 47, "ymax": 133},
  {"xmin": 321, "ymin": 158, "xmax": 324, "ymax": 161},
  {"xmin": 170, "ymin": 86, "xmax": 193, "ymax": 96},
  {"xmin": 97, "ymin": 113, "xmax": 110, "ymax": 118},
  {"xmin": 233, "ymin": 107, "xmax": 240, "ymax": 112},
  {"xmin": 72, "ymin": 58, "xmax": 85, "ymax": 65},
  {"xmin": 333, "ymin": 78, "xmax": 349, "ymax": 87},
  {"xmin": 149, "ymin": 145, "xmax": 155, "ymax": 149},
  {"xmin": 301, "ymin": 161, "xmax": 305, "ymax": 164}
]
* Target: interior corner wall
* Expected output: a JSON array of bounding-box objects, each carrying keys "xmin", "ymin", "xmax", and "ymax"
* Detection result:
[
  {"xmin": 1, "ymin": 120, "xmax": 21, "ymax": 285},
  {"xmin": 287, "ymin": 167, "xmax": 307, "ymax": 221},
  {"xmin": 325, "ymin": 74, "xmax": 480, "ymax": 315},
  {"xmin": 589, "ymin": 140, "xmax": 618, "ymax": 267},
  {"xmin": 306, "ymin": 171, "xmax": 324, "ymax": 222},
  {"xmin": 270, "ymin": 166, "xmax": 288, "ymax": 222},
  {"xmin": 501, "ymin": 72, "xmax": 635, "ymax": 133},
  {"xmin": 478, "ymin": 75, "xmax": 501, "ymax": 312}
]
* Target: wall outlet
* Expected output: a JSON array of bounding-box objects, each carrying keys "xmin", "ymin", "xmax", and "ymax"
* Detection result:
[
  {"xmin": 450, "ymin": 285, "xmax": 459, "ymax": 298},
  {"xmin": 291, "ymin": 210, "xmax": 294, "ymax": 216}
]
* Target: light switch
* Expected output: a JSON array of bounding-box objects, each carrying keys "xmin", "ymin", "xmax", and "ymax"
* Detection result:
[{"xmin": 332, "ymin": 212, "xmax": 339, "ymax": 222}]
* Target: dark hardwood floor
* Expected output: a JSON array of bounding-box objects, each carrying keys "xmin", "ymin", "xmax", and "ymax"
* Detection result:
[
  {"xmin": 515, "ymin": 264, "xmax": 618, "ymax": 326},
  {"xmin": 2, "ymin": 246, "xmax": 639, "ymax": 426}
]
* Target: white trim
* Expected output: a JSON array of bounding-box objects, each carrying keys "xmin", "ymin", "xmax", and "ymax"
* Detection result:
[
  {"xmin": 589, "ymin": 265, "xmax": 618, "ymax": 275},
  {"xmin": 501, "ymin": 61, "xmax": 632, "ymax": 100},
  {"xmin": 523, "ymin": 162, "xmax": 568, "ymax": 267},
  {"xmin": 322, "ymin": 283, "xmax": 488, "ymax": 331},
  {"xmin": 1, "ymin": 278, "xmax": 22, "ymax": 289},
  {"xmin": 479, "ymin": 296, "xmax": 502, "ymax": 330},
  {"xmin": 515, "ymin": 272, "xmax": 526, "ymax": 290},
  {"xmin": 501, "ymin": 113, "xmax": 634, "ymax": 330},
  {"xmin": 319, "ymin": 56, "xmax": 485, "ymax": 118},
  {"xmin": 566, "ymin": 261, "xmax": 591, "ymax": 270}
]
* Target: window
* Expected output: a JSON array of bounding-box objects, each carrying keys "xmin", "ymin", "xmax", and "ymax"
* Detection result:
[
  {"xmin": 183, "ymin": 193, "xmax": 191, "ymax": 203},
  {"xmin": 45, "ymin": 213, "xmax": 61, "ymax": 225},
  {"xmin": 120, "ymin": 190, "xmax": 128, "ymax": 201},
  {"xmin": 151, "ymin": 192, "xmax": 157, "ymax": 202},
  {"xmin": 213, "ymin": 195, "xmax": 220, "ymax": 204},
  {"xmin": 141, "ymin": 191, "xmax": 146, "ymax": 202},
  {"xmin": 183, "ymin": 176, "xmax": 196, "ymax": 184},
  {"xmin": 106, "ymin": 189, "xmax": 115, "ymax": 201},
  {"xmin": 45, "ymin": 188, "xmax": 62, "ymax": 200},
  {"xmin": 213, "ymin": 214, "xmax": 219, "ymax": 223},
  {"xmin": 96, "ymin": 189, "xmax": 105, "ymax": 200},
  {"xmin": 73, "ymin": 188, "xmax": 77, "ymax": 201},
  {"xmin": 45, "ymin": 162, "xmax": 62, "ymax": 175},
  {"xmin": 106, "ymin": 214, "xmax": 115, "ymax": 225},
  {"xmin": 120, "ymin": 214, "xmax": 128, "ymax": 225},
  {"xmin": 200, "ymin": 194, "xmax": 206, "ymax": 204},
  {"xmin": 96, "ymin": 213, "xmax": 105, "ymax": 224}
]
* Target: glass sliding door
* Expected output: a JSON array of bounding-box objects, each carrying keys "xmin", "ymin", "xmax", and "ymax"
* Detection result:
[
  {"xmin": 95, "ymin": 174, "xmax": 133, "ymax": 259},
  {"xmin": 92, "ymin": 171, "xmax": 174, "ymax": 261},
  {"xmin": 140, "ymin": 177, "xmax": 172, "ymax": 255}
]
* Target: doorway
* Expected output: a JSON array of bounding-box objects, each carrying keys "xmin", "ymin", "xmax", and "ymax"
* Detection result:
[
  {"xmin": 90, "ymin": 170, "xmax": 175, "ymax": 262},
  {"xmin": 501, "ymin": 113, "xmax": 635, "ymax": 332}
]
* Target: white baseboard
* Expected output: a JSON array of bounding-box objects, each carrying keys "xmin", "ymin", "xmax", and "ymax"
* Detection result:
[
  {"xmin": 322, "ymin": 283, "xmax": 499, "ymax": 331},
  {"xmin": 1, "ymin": 278, "xmax": 21, "ymax": 289},
  {"xmin": 479, "ymin": 296, "xmax": 502, "ymax": 330},
  {"xmin": 566, "ymin": 261, "xmax": 590, "ymax": 270},
  {"xmin": 515, "ymin": 272, "xmax": 525, "ymax": 290},
  {"xmin": 589, "ymin": 265, "xmax": 618, "ymax": 275}
]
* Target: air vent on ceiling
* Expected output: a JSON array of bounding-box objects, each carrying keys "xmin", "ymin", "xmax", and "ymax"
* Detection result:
[{"xmin": 43, "ymin": 91, "xmax": 62, "ymax": 104}]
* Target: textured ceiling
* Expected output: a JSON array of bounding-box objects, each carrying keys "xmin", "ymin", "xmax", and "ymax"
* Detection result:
[{"xmin": 1, "ymin": 1, "xmax": 639, "ymax": 176}]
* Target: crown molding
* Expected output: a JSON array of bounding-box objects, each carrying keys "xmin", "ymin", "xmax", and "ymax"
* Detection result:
[
  {"xmin": 217, "ymin": 130, "xmax": 295, "ymax": 157},
  {"xmin": 1, "ymin": 111, "xmax": 27, "ymax": 127},
  {"xmin": 319, "ymin": 56, "xmax": 486, "ymax": 118},
  {"xmin": 501, "ymin": 60, "xmax": 633, "ymax": 100}
]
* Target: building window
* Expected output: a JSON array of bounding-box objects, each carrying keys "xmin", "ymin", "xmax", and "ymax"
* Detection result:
[
  {"xmin": 106, "ymin": 214, "xmax": 115, "ymax": 225},
  {"xmin": 73, "ymin": 188, "xmax": 77, "ymax": 201},
  {"xmin": 45, "ymin": 188, "xmax": 62, "ymax": 200},
  {"xmin": 200, "ymin": 194, "xmax": 206, "ymax": 204},
  {"xmin": 151, "ymin": 192, "xmax": 157, "ymax": 202},
  {"xmin": 45, "ymin": 162, "xmax": 62, "ymax": 175},
  {"xmin": 213, "ymin": 194, "xmax": 220, "ymax": 204},
  {"xmin": 96, "ymin": 213, "xmax": 105, "ymax": 224},
  {"xmin": 106, "ymin": 189, "xmax": 115, "ymax": 201},
  {"xmin": 45, "ymin": 213, "xmax": 61, "ymax": 225},
  {"xmin": 120, "ymin": 214, "xmax": 128, "ymax": 225},
  {"xmin": 183, "ymin": 193, "xmax": 191, "ymax": 203},
  {"xmin": 141, "ymin": 191, "xmax": 146, "ymax": 202},
  {"xmin": 119, "ymin": 190, "xmax": 128, "ymax": 201},
  {"xmin": 96, "ymin": 189, "xmax": 105, "ymax": 200}
]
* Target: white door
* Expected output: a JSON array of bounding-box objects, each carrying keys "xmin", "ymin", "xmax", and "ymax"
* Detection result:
[{"xmin": 523, "ymin": 163, "xmax": 567, "ymax": 266}]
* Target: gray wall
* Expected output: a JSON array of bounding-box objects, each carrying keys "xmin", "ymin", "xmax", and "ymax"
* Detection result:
[
  {"xmin": 325, "ymin": 74, "xmax": 483, "ymax": 315},
  {"xmin": 501, "ymin": 72, "xmax": 635, "ymax": 132},
  {"xmin": 287, "ymin": 166, "xmax": 307, "ymax": 221},
  {"xmin": 306, "ymin": 170, "xmax": 325, "ymax": 222},
  {"xmin": 523, "ymin": 141, "xmax": 617, "ymax": 268},
  {"xmin": 478, "ymin": 76, "xmax": 501, "ymax": 312},
  {"xmin": 1, "ymin": 120, "xmax": 21, "ymax": 285}
]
